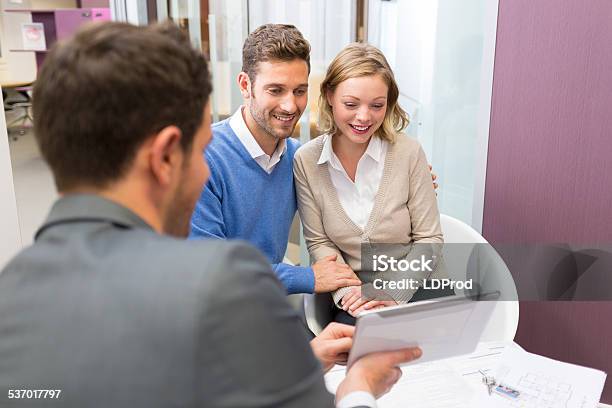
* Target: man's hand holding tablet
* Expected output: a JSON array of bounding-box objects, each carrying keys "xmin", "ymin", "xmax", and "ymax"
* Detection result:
[
  {"xmin": 337, "ymin": 347, "xmax": 423, "ymax": 401},
  {"xmin": 347, "ymin": 293, "xmax": 499, "ymax": 369}
]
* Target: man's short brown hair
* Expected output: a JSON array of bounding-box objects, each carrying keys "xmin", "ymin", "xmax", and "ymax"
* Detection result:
[
  {"xmin": 241, "ymin": 24, "xmax": 310, "ymax": 83},
  {"xmin": 33, "ymin": 21, "xmax": 211, "ymax": 191}
]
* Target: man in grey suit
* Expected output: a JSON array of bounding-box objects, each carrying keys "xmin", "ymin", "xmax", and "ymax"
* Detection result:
[{"xmin": 0, "ymin": 22, "xmax": 421, "ymax": 407}]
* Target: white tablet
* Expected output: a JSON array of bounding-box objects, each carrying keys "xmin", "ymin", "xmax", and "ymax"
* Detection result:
[{"xmin": 347, "ymin": 293, "xmax": 499, "ymax": 368}]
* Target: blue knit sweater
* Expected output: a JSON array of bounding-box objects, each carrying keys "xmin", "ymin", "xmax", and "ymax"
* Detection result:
[{"xmin": 189, "ymin": 119, "xmax": 314, "ymax": 294}]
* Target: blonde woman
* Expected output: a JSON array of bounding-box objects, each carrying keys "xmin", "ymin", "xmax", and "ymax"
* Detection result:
[{"xmin": 294, "ymin": 43, "xmax": 445, "ymax": 324}]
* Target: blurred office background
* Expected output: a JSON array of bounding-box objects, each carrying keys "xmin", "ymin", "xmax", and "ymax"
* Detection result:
[{"xmin": 1, "ymin": 0, "xmax": 611, "ymax": 402}]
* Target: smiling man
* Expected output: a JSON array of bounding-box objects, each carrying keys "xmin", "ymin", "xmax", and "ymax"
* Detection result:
[{"xmin": 190, "ymin": 24, "xmax": 361, "ymax": 295}]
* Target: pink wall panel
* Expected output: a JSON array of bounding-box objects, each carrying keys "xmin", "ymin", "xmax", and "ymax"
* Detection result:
[
  {"xmin": 484, "ymin": 0, "xmax": 612, "ymax": 402},
  {"xmin": 90, "ymin": 8, "xmax": 111, "ymax": 22}
]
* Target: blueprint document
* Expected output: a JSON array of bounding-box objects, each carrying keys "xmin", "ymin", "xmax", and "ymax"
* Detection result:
[
  {"xmin": 473, "ymin": 346, "xmax": 606, "ymax": 408},
  {"xmin": 325, "ymin": 341, "xmax": 512, "ymax": 408}
]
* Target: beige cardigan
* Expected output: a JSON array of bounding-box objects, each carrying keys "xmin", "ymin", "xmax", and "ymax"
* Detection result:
[{"xmin": 293, "ymin": 133, "xmax": 445, "ymax": 305}]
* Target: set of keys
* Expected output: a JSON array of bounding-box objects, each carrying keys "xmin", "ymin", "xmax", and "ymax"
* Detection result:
[
  {"xmin": 479, "ymin": 370, "xmax": 497, "ymax": 395},
  {"xmin": 479, "ymin": 370, "xmax": 521, "ymax": 400}
]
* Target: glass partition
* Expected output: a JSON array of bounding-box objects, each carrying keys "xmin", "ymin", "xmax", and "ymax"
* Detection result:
[
  {"xmin": 368, "ymin": 0, "xmax": 499, "ymax": 231},
  {"xmin": 101, "ymin": 0, "xmax": 498, "ymax": 258},
  {"xmin": 207, "ymin": 0, "xmax": 248, "ymax": 122}
]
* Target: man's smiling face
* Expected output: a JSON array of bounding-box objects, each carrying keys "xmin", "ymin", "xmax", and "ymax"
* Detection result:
[{"xmin": 245, "ymin": 58, "xmax": 309, "ymax": 141}]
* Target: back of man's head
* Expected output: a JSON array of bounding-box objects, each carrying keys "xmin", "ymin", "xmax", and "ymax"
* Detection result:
[{"xmin": 33, "ymin": 22, "xmax": 211, "ymax": 192}]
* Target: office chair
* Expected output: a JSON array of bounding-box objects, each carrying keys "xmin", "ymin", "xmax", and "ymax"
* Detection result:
[
  {"xmin": 436, "ymin": 214, "xmax": 519, "ymax": 341},
  {"xmin": 303, "ymin": 214, "xmax": 520, "ymax": 342},
  {"xmin": 4, "ymin": 84, "xmax": 34, "ymax": 139}
]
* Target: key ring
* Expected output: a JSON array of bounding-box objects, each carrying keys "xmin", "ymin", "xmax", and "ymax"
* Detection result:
[{"xmin": 479, "ymin": 370, "xmax": 496, "ymax": 395}]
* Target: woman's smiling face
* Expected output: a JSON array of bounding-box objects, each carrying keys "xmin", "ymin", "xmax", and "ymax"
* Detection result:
[{"xmin": 326, "ymin": 74, "xmax": 388, "ymax": 145}]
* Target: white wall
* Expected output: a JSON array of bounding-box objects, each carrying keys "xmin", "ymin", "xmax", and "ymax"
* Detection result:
[
  {"xmin": 0, "ymin": 90, "xmax": 22, "ymax": 269},
  {"xmin": 0, "ymin": 3, "xmax": 32, "ymax": 268},
  {"xmin": 0, "ymin": 7, "xmax": 37, "ymax": 84},
  {"xmin": 0, "ymin": 0, "xmax": 77, "ymax": 268}
]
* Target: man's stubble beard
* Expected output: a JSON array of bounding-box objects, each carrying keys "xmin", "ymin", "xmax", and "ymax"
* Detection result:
[
  {"xmin": 249, "ymin": 95, "xmax": 298, "ymax": 141},
  {"xmin": 164, "ymin": 191, "xmax": 193, "ymax": 238}
]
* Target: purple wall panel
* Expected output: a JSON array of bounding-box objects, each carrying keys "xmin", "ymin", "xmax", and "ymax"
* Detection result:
[
  {"xmin": 54, "ymin": 10, "xmax": 92, "ymax": 41},
  {"xmin": 31, "ymin": 12, "xmax": 57, "ymax": 48},
  {"xmin": 484, "ymin": 0, "xmax": 612, "ymax": 402},
  {"xmin": 31, "ymin": 12, "xmax": 56, "ymax": 69},
  {"xmin": 484, "ymin": 0, "xmax": 612, "ymax": 243}
]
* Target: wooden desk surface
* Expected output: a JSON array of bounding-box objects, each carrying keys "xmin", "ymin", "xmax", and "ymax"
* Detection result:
[{"xmin": 0, "ymin": 81, "xmax": 33, "ymax": 89}]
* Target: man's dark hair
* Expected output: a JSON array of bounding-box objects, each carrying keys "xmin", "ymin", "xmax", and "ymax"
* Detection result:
[
  {"xmin": 33, "ymin": 21, "xmax": 212, "ymax": 191},
  {"xmin": 241, "ymin": 24, "xmax": 310, "ymax": 83}
]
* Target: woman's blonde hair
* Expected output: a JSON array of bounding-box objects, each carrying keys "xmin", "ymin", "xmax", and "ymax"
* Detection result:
[{"xmin": 318, "ymin": 43, "xmax": 409, "ymax": 143}]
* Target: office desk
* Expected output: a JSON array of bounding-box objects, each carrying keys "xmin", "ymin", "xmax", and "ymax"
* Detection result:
[
  {"xmin": 325, "ymin": 341, "xmax": 609, "ymax": 407},
  {"xmin": 2, "ymin": 81, "xmax": 34, "ymax": 135},
  {"xmin": 1, "ymin": 81, "xmax": 33, "ymax": 89}
]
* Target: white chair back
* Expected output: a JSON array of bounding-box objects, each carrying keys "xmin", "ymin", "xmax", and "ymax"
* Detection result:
[{"xmin": 440, "ymin": 214, "xmax": 519, "ymax": 342}]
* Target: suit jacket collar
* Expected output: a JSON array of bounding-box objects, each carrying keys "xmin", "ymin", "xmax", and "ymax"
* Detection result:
[{"xmin": 35, "ymin": 194, "xmax": 153, "ymax": 241}]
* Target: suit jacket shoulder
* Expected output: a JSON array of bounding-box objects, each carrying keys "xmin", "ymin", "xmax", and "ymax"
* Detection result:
[{"xmin": 0, "ymin": 221, "xmax": 333, "ymax": 407}]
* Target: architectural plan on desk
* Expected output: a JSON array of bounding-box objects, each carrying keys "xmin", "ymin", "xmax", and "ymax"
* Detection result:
[
  {"xmin": 473, "ymin": 346, "xmax": 606, "ymax": 408},
  {"xmin": 325, "ymin": 341, "xmax": 513, "ymax": 408}
]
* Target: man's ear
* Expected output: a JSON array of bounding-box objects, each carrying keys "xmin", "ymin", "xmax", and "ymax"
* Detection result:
[
  {"xmin": 237, "ymin": 72, "xmax": 252, "ymax": 99},
  {"xmin": 149, "ymin": 125, "xmax": 183, "ymax": 187}
]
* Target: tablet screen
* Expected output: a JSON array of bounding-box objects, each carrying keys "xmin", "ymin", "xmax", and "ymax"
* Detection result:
[{"xmin": 348, "ymin": 296, "xmax": 497, "ymax": 367}]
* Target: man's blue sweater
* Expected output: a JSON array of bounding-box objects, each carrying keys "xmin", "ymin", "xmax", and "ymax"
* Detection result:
[{"xmin": 189, "ymin": 119, "xmax": 314, "ymax": 294}]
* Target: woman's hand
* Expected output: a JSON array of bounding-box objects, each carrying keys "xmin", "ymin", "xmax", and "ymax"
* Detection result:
[
  {"xmin": 341, "ymin": 286, "xmax": 397, "ymax": 317},
  {"xmin": 340, "ymin": 286, "xmax": 364, "ymax": 316},
  {"xmin": 351, "ymin": 299, "xmax": 398, "ymax": 316}
]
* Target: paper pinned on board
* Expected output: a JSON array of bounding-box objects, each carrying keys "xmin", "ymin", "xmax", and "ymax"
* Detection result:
[{"xmin": 21, "ymin": 23, "xmax": 47, "ymax": 51}]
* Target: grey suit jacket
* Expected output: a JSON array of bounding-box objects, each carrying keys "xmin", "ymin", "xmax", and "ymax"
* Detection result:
[{"xmin": 0, "ymin": 195, "xmax": 334, "ymax": 407}]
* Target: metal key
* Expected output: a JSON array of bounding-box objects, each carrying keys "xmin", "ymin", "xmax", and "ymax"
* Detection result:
[{"xmin": 479, "ymin": 370, "xmax": 496, "ymax": 396}]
